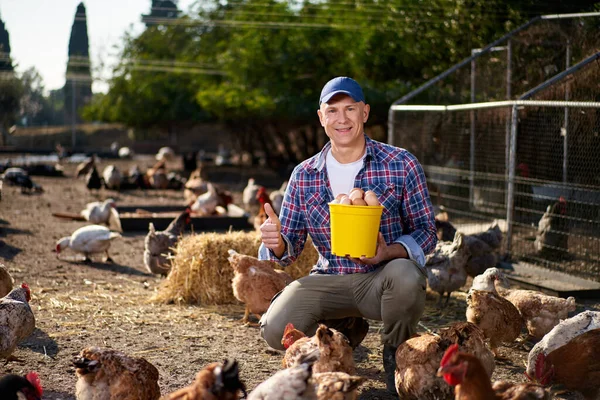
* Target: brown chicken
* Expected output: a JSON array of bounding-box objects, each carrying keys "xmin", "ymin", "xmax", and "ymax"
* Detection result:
[
  {"xmin": 394, "ymin": 321, "xmax": 494, "ymax": 400},
  {"xmin": 312, "ymin": 372, "xmax": 365, "ymax": 400},
  {"xmin": 0, "ymin": 283, "xmax": 35, "ymax": 361},
  {"xmin": 466, "ymin": 288, "xmax": 523, "ymax": 356},
  {"xmin": 144, "ymin": 209, "xmax": 191, "ymax": 275},
  {"xmin": 253, "ymin": 187, "xmax": 272, "ymax": 232},
  {"xmin": 282, "ymin": 323, "xmax": 355, "ymax": 374},
  {"xmin": 0, "ymin": 262, "xmax": 13, "ymax": 298},
  {"xmin": 76, "ymin": 154, "xmax": 96, "ymax": 178},
  {"xmin": 480, "ymin": 267, "xmax": 577, "ymax": 340},
  {"xmin": 73, "ymin": 346, "xmax": 160, "ymax": 400},
  {"xmin": 526, "ymin": 310, "xmax": 600, "ymax": 400},
  {"xmin": 248, "ymin": 349, "xmax": 320, "ymax": 399},
  {"xmin": 438, "ymin": 344, "xmax": 549, "ymax": 400},
  {"xmin": 164, "ymin": 359, "xmax": 247, "ymax": 400},
  {"xmin": 146, "ymin": 159, "xmax": 169, "ymax": 189},
  {"xmin": 227, "ymin": 249, "xmax": 292, "ymax": 324}
]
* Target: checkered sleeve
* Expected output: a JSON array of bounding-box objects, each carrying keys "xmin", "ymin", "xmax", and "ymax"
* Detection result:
[{"xmin": 400, "ymin": 153, "xmax": 437, "ymax": 255}]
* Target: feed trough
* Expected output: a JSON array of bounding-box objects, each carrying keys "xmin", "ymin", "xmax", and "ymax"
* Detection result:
[
  {"xmin": 116, "ymin": 205, "xmax": 253, "ymax": 232},
  {"xmin": 500, "ymin": 261, "xmax": 600, "ymax": 298}
]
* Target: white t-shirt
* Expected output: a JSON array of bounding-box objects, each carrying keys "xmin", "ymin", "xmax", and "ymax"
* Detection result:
[{"xmin": 326, "ymin": 150, "xmax": 366, "ymax": 198}]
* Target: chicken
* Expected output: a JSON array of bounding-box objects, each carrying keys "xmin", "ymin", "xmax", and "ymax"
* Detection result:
[
  {"xmin": 466, "ymin": 287, "xmax": 523, "ymax": 356},
  {"xmin": 242, "ymin": 178, "xmax": 262, "ymax": 213},
  {"xmin": 227, "ymin": 249, "xmax": 292, "ymax": 324},
  {"xmin": 2, "ymin": 167, "xmax": 43, "ymax": 193},
  {"xmin": 248, "ymin": 349, "xmax": 320, "ymax": 400},
  {"xmin": 86, "ymin": 165, "xmax": 103, "ymax": 190},
  {"xmin": 164, "ymin": 359, "xmax": 246, "ymax": 400},
  {"xmin": 56, "ymin": 225, "xmax": 121, "ymax": 263},
  {"xmin": 191, "ymin": 182, "xmax": 220, "ymax": 215},
  {"xmin": 478, "ymin": 268, "xmax": 577, "ymax": 340},
  {"xmin": 435, "ymin": 218, "xmax": 457, "ymax": 242},
  {"xmin": 438, "ymin": 344, "xmax": 549, "ymax": 400},
  {"xmin": 462, "ymin": 221, "xmax": 503, "ymax": 277},
  {"xmin": 0, "ymin": 372, "xmax": 43, "ymax": 400},
  {"xmin": 183, "ymin": 172, "xmax": 208, "ymax": 204},
  {"xmin": 144, "ymin": 209, "xmax": 191, "ymax": 275},
  {"xmin": 253, "ymin": 187, "xmax": 272, "ymax": 232},
  {"xmin": 81, "ymin": 198, "xmax": 122, "ymax": 232},
  {"xmin": 76, "ymin": 154, "xmax": 96, "ymax": 178},
  {"xmin": 0, "ymin": 262, "xmax": 13, "ymax": 298},
  {"xmin": 103, "ymin": 165, "xmax": 122, "ymax": 190},
  {"xmin": 526, "ymin": 310, "xmax": 600, "ymax": 400},
  {"xmin": 0, "ymin": 283, "xmax": 35, "ymax": 361},
  {"xmin": 146, "ymin": 159, "xmax": 169, "ymax": 189},
  {"xmin": 269, "ymin": 180, "xmax": 288, "ymax": 215},
  {"xmin": 312, "ymin": 372, "xmax": 365, "ymax": 400},
  {"xmin": 534, "ymin": 197, "xmax": 569, "ymax": 258},
  {"xmin": 394, "ymin": 321, "xmax": 494, "ymax": 400},
  {"xmin": 156, "ymin": 146, "xmax": 176, "ymax": 162},
  {"xmin": 74, "ymin": 346, "xmax": 160, "ymax": 400},
  {"xmin": 425, "ymin": 231, "xmax": 470, "ymax": 307},
  {"xmin": 282, "ymin": 324, "xmax": 355, "ymax": 374}
]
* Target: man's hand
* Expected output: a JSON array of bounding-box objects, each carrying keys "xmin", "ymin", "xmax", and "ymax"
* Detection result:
[
  {"xmin": 349, "ymin": 232, "xmax": 408, "ymax": 265},
  {"xmin": 260, "ymin": 203, "xmax": 285, "ymax": 258}
]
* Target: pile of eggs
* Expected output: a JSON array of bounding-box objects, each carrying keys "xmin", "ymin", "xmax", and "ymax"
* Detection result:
[{"xmin": 330, "ymin": 188, "xmax": 380, "ymax": 206}]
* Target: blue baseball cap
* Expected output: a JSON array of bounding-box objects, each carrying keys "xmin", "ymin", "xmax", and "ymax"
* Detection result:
[{"xmin": 319, "ymin": 77, "xmax": 365, "ymax": 105}]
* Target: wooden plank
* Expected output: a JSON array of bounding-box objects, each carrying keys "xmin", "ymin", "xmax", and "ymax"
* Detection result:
[
  {"xmin": 504, "ymin": 261, "xmax": 600, "ymax": 299},
  {"xmin": 52, "ymin": 212, "xmax": 87, "ymax": 221}
]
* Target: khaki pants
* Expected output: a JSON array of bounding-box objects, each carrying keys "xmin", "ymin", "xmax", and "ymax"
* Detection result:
[{"xmin": 260, "ymin": 258, "xmax": 427, "ymax": 350}]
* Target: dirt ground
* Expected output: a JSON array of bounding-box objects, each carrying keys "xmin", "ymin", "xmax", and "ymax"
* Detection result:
[{"xmin": 0, "ymin": 156, "xmax": 598, "ymax": 399}]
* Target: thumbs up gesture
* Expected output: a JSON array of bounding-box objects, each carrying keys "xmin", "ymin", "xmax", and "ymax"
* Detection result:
[{"xmin": 260, "ymin": 203, "xmax": 285, "ymax": 258}]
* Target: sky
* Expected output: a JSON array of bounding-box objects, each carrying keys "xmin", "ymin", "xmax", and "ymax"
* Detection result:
[{"xmin": 0, "ymin": 0, "xmax": 196, "ymax": 94}]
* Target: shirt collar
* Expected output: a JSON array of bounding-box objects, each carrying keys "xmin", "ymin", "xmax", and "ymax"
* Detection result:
[{"xmin": 311, "ymin": 134, "xmax": 374, "ymax": 172}]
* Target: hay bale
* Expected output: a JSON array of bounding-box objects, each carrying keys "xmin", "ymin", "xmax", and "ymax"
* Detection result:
[{"xmin": 152, "ymin": 231, "xmax": 318, "ymax": 305}]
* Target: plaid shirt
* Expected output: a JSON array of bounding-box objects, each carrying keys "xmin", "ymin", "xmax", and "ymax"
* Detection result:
[{"xmin": 259, "ymin": 135, "xmax": 437, "ymax": 274}]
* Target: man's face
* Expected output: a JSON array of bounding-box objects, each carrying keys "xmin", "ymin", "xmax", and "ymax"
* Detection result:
[{"xmin": 318, "ymin": 94, "xmax": 370, "ymax": 150}]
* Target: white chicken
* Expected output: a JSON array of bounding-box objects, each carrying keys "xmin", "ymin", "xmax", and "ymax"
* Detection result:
[
  {"xmin": 269, "ymin": 180, "xmax": 288, "ymax": 215},
  {"xmin": 156, "ymin": 146, "xmax": 176, "ymax": 162},
  {"xmin": 243, "ymin": 178, "xmax": 262, "ymax": 213},
  {"xmin": 0, "ymin": 283, "xmax": 36, "ymax": 362},
  {"xmin": 80, "ymin": 198, "xmax": 122, "ymax": 232},
  {"xmin": 191, "ymin": 182, "xmax": 219, "ymax": 215},
  {"xmin": 102, "ymin": 165, "xmax": 122, "ymax": 190},
  {"xmin": 56, "ymin": 225, "xmax": 121, "ymax": 263}
]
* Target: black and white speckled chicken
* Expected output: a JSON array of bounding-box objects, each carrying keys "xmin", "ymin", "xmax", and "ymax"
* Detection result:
[
  {"xmin": 74, "ymin": 346, "xmax": 160, "ymax": 400},
  {"xmin": 144, "ymin": 209, "xmax": 191, "ymax": 275},
  {"xmin": 0, "ymin": 283, "xmax": 35, "ymax": 361}
]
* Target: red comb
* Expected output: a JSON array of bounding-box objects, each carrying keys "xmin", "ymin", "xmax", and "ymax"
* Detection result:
[
  {"xmin": 440, "ymin": 343, "xmax": 459, "ymax": 367},
  {"xmin": 21, "ymin": 282, "xmax": 29, "ymax": 290},
  {"xmin": 25, "ymin": 372, "xmax": 42, "ymax": 396}
]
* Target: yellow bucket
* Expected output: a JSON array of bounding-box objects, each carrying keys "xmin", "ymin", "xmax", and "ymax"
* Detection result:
[{"xmin": 329, "ymin": 203, "xmax": 384, "ymax": 258}]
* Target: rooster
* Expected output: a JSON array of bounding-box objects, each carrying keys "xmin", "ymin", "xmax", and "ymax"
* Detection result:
[
  {"xmin": 526, "ymin": 310, "xmax": 600, "ymax": 400},
  {"xmin": 0, "ymin": 372, "xmax": 43, "ymax": 400},
  {"xmin": 0, "ymin": 263, "xmax": 13, "ymax": 298},
  {"xmin": 425, "ymin": 231, "xmax": 470, "ymax": 307},
  {"xmin": 394, "ymin": 321, "xmax": 494, "ymax": 400},
  {"xmin": 0, "ymin": 283, "xmax": 36, "ymax": 362},
  {"xmin": 74, "ymin": 346, "xmax": 160, "ymax": 400},
  {"xmin": 144, "ymin": 209, "xmax": 191, "ymax": 275},
  {"xmin": 253, "ymin": 187, "xmax": 272, "ymax": 232},
  {"xmin": 281, "ymin": 323, "xmax": 355, "ymax": 374},
  {"xmin": 165, "ymin": 359, "xmax": 247, "ymax": 400},
  {"xmin": 535, "ymin": 197, "xmax": 569, "ymax": 258},
  {"xmin": 438, "ymin": 344, "xmax": 549, "ymax": 399},
  {"xmin": 227, "ymin": 249, "xmax": 292, "ymax": 325}
]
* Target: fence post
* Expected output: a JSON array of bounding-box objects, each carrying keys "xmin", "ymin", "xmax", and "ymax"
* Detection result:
[
  {"xmin": 387, "ymin": 107, "xmax": 395, "ymax": 146},
  {"xmin": 563, "ymin": 40, "xmax": 571, "ymax": 184},
  {"xmin": 505, "ymin": 104, "xmax": 519, "ymax": 258}
]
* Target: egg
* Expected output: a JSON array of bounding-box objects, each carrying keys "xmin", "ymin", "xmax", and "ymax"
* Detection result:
[
  {"xmin": 330, "ymin": 198, "xmax": 340, "ymax": 204},
  {"xmin": 352, "ymin": 198, "xmax": 368, "ymax": 206},
  {"xmin": 339, "ymin": 195, "xmax": 352, "ymax": 205},
  {"xmin": 335, "ymin": 193, "xmax": 347, "ymax": 201},
  {"xmin": 349, "ymin": 188, "xmax": 364, "ymax": 201},
  {"xmin": 364, "ymin": 190, "xmax": 380, "ymax": 206}
]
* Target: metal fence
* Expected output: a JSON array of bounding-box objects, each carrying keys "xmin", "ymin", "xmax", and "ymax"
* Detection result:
[{"xmin": 388, "ymin": 11, "xmax": 600, "ymax": 281}]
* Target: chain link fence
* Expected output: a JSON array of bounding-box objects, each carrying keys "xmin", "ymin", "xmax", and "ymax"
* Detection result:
[{"xmin": 389, "ymin": 14, "xmax": 600, "ymax": 281}]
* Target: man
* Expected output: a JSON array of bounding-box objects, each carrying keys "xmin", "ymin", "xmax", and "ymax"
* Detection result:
[{"xmin": 258, "ymin": 76, "xmax": 437, "ymax": 394}]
